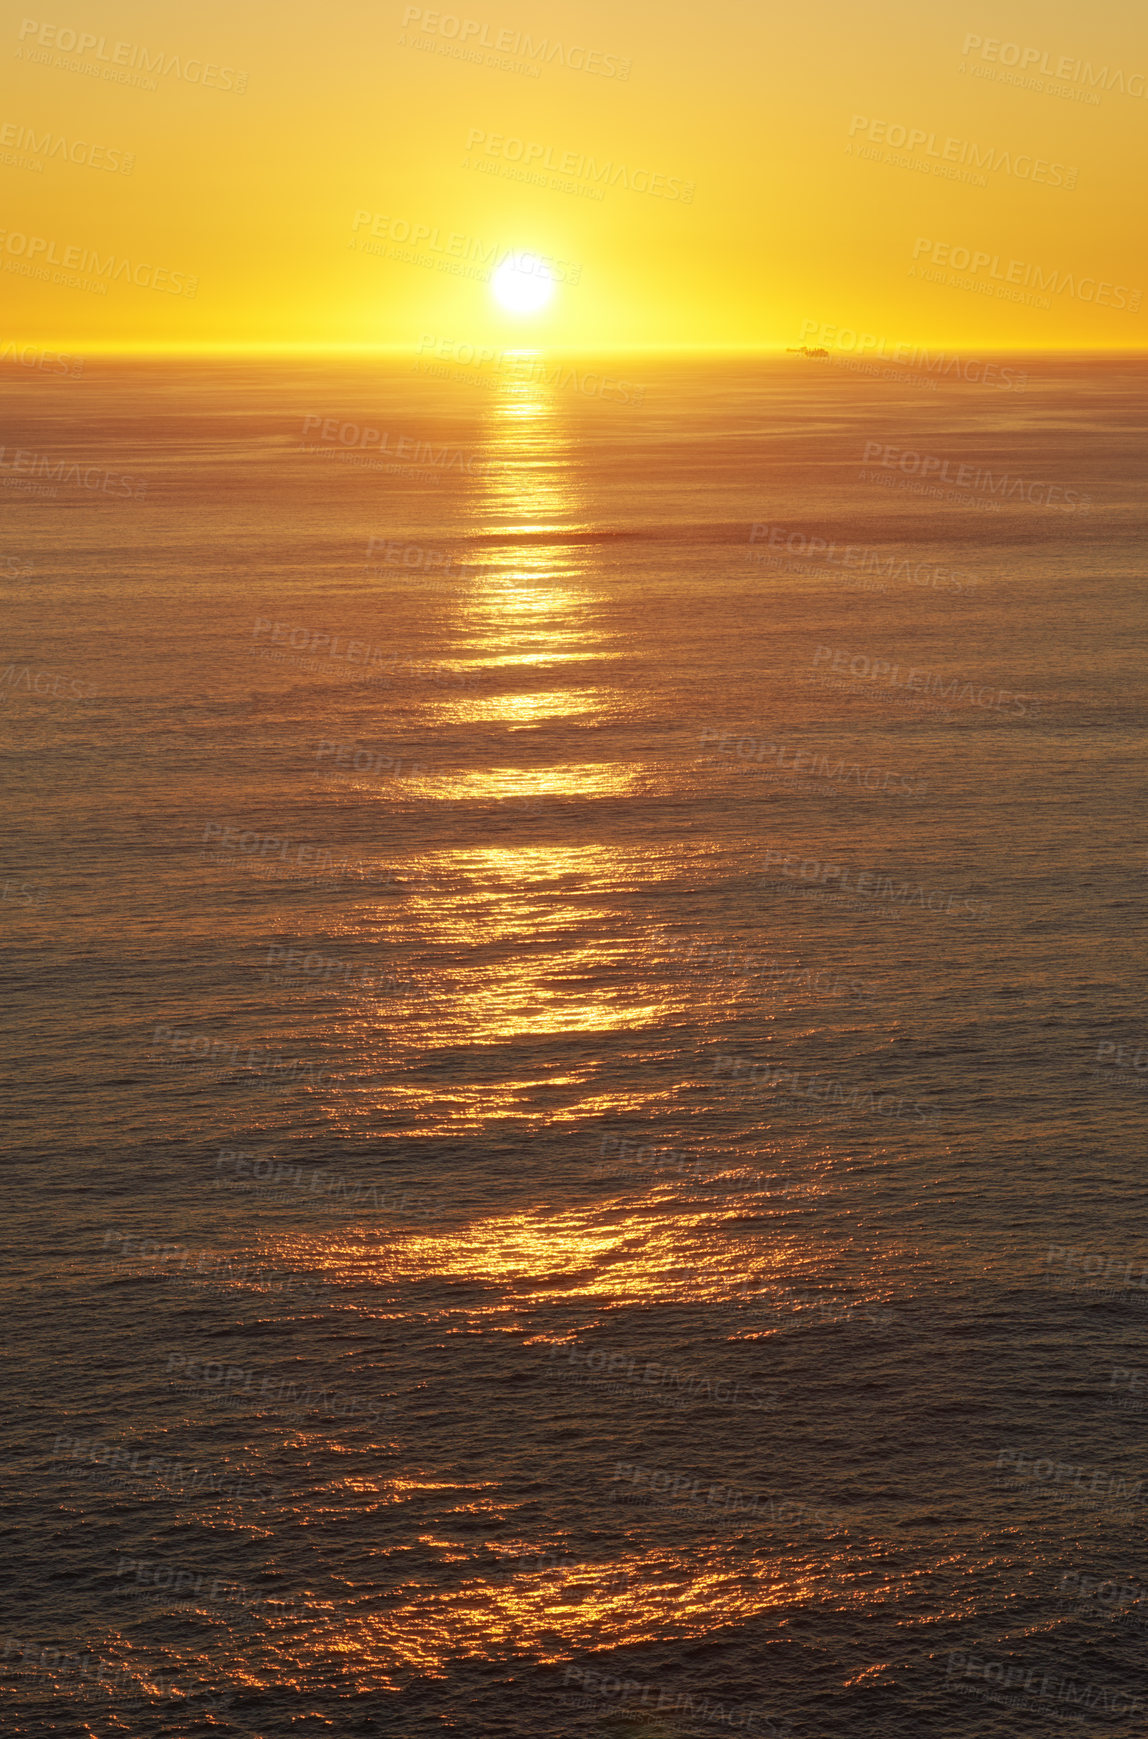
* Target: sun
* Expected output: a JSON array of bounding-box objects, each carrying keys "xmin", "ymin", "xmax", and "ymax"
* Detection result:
[{"xmin": 491, "ymin": 255, "xmax": 555, "ymax": 315}]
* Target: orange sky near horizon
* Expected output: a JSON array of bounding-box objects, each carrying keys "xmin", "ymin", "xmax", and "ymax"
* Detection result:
[{"xmin": 2, "ymin": 0, "xmax": 1145, "ymax": 351}]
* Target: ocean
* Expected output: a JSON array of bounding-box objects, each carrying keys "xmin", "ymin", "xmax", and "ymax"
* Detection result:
[{"xmin": 3, "ymin": 352, "xmax": 1146, "ymax": 1736}]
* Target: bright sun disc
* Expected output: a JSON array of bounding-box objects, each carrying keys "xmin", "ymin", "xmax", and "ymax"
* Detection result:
[{"xmin": 491, "ymin": 256, "xmax": 554, "ymax": 315}]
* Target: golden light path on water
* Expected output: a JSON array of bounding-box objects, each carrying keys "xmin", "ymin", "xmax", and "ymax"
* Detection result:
[
  {"xmin": 285, "ymin": 1551, "xmax": 839, "ymax": 1693},
  {"xmin": 422, "ymin": 689, "xmax": 613, "ymax": 722},
  {"xmin": 318, "ymin": 826, "xmax": 842, "ymax": 1134},
  {"xmin": 260, "ymin": 1206, "xmax": 805, "ymax": 1313},
  {"xmin": 325, "ymin": 361, "xmax": 739, "ymax": 1134},
  {"xmin": 237, "ymin": 363, "xmax": 907, "ymax": 1702}
]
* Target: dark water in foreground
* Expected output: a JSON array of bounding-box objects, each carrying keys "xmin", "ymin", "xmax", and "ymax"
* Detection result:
[{"xmin": 2, "ymin": 355, "xmax": 1146, "ymax": 1736}]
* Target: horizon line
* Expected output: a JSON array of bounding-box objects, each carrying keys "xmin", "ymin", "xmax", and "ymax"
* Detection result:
[{"xmin": 9, "ymin": 341, "xmax": 1148, "ymax": 358}]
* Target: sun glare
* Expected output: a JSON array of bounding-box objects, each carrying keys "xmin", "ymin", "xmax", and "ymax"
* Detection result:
[{"xmin": 491, "ymin": 256, "xmax": 555, "ymax": 315}]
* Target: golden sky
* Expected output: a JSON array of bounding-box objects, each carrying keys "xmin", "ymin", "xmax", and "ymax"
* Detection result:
[{"xmin": 3, "ymin": 0, "xmax": 1145, "ymax": 349}]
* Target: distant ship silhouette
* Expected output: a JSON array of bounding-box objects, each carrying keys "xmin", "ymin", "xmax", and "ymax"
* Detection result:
[{"xmin": 786, "ymin": 345, "xmax": 830, "ymax": 357}]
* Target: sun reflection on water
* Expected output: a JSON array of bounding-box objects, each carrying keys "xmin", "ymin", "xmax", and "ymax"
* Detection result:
[
  {"xmin": 284, "ymin": 364, "xmax": 840, "ymax": 1698},
  {"xmin": 257, "ymin": 1196, "xmax": 817, "ymax": 1321},
  {"xmin": 291, "ymin": 1545, "xmax": 827, "ymax": 1691}
]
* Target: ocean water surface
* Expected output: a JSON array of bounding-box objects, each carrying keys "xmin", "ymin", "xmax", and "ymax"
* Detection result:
[{"xmin": 3, "ymin": 354, "xmax": 1146, "ymax": 1736}]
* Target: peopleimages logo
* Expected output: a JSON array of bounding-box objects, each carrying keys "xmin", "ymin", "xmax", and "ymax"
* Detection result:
[
  {"xmin": 0, "ymin": 340, "xmax": 83, "ymax": 375},
  {"xmin": 0, "ymin": 121, "xmax": 133, "ymax": 172},
  {"xmin": 366, "ymin": 535, "xmax": 481, "ymax": 584},
  {"xmin": 464, "ymin": 128, "xmax": 694, "ymax": 200},
  {"xmin": 301, "ymin": 414, "xmax": 489, "ymax": 474},
  {"xmin": 911, "ymin": 237, "xmax": 1141, "ymax": 311},
  {"xmin": 946, "ymin": 1651, "xmax": 1147, "ymax": 1719},
  {"xmin": 749, "ymin": 522, "xmax": 979, "ymax": 591},
  {"xmin": 700, "ymin": 726, "xmax": 929, "ymax": 797},
  {"xmin": 0, "ymin": 229, "xmax": 197, "ymax": 295},
  {"xmin": 759, "ymin": 847, "xmax": 993, "ymax": 917},
  {"xmin": 809, "ymin": 643, "xmax": 1042, "ymax": 717},
  {"xmin": 713, "ymin": 1053, "xmax": 940, "ymax": 1125},
  {"xmin": 1, "ymin": 662, "xmax": 95, "ymax": 701},
  {"xmin": 795, "ymin": 320, "xmax": 1027, "ymax": 389},
  {"xmin": 16, "ymin": 19, "xmax": 248, "ymax": 92},
  {"xmin": 960, "ymin": 33, "xmax": 1147, "ymax": 101},
  {"xmin": 848, "ymin": 114, "xmax": 1077, "ymax": 188},
  {"xmin": 166, "ymin": 1353, "xmax": 386, "ymax": 1419},
  {"xmin": 0, "ymin": 445, "xmax": 146, "ymax": 495},
  {"xmin": 51, "ymin": 1432, "xmax": 282, "ymax": 1501},
  {"xmin": 400, "ymin": 8, "xmax": 631, "ymax": 78},
  {"xmin": 351, "ymin": 210, "xmax": 582, "ymax": 284},
  {"xmin": 860, "ymin": 442, "xmax": 1091, "ymax": 512}
]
